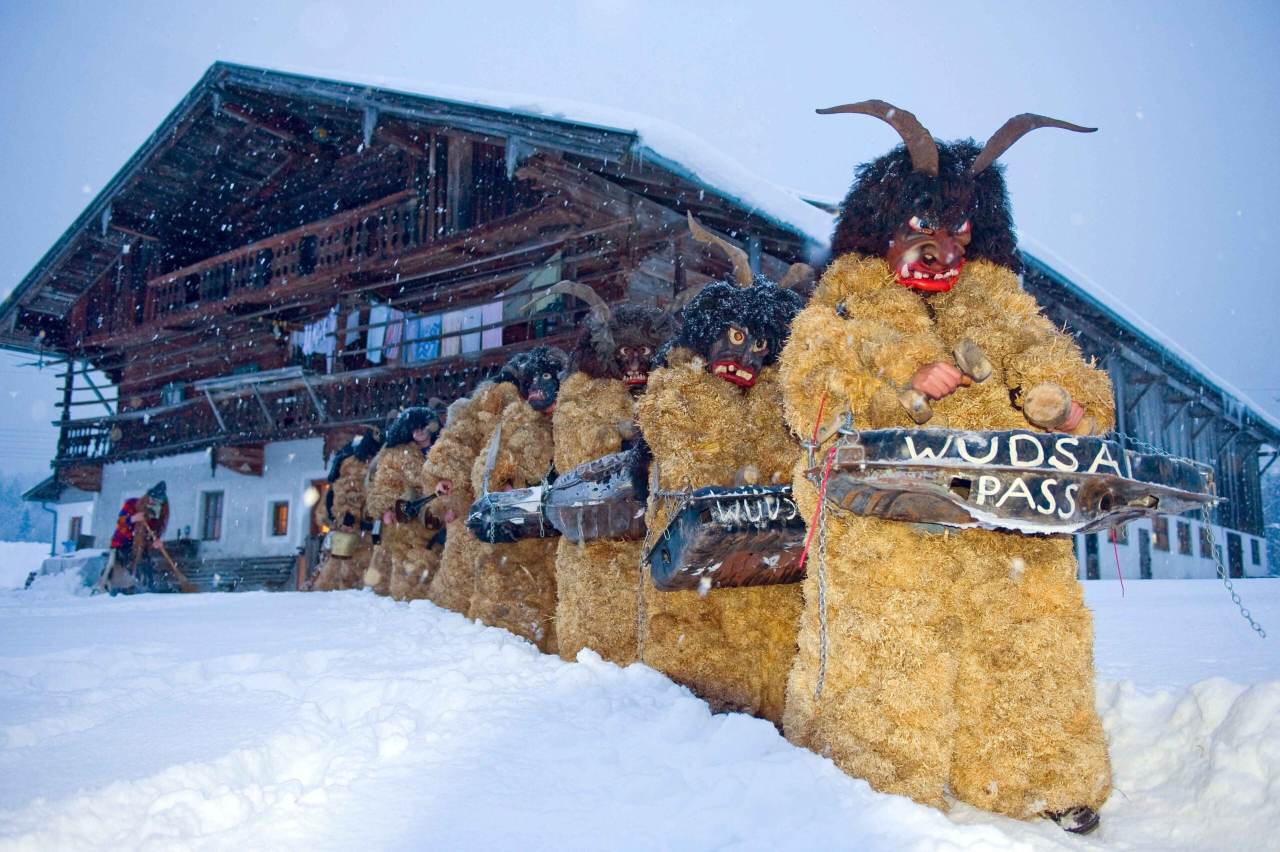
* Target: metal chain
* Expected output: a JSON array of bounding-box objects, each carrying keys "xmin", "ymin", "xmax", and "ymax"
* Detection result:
[
  {"xmin": 1200, "ymin": 505, "xmax": 1267, "ymax": 639},
  {"xmin": 814, "ymin": 411, "xmax": 859, "ymax": 701},
  {"xmin": 1110, "ymin": 430, "xmax": 1267, "ymax": 640},
  {"xmin": 813, "ymin": 494, "xmax": 830, "ymax": 700}
]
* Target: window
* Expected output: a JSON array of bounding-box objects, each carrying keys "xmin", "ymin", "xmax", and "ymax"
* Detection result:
[
  {"xmin": 1110, "ymin": 524, "xmax": 1129, "ymax": 546},
  {"xmin": 1177, "ymin": 521, "xmax": 1192, "ymax": 556},
  {"xmin": 270, "ymin": 501, "xmax": 289, "ymax": 537},
  {"xmin": 201, "ymin": 491, "xmax": 224, "ymax": 541},
  {"xmin": 1200, "ymin": 525, "xmax": 1213, "ymax": 558},
  {"xmin": 68, "ymin": 516, "xmax": 83, "ymax": 542},
  {"xmin": 1153, "ymin": 516, "xmax": 1169, "ymax": 552},
  {"xmin": 1252, "ymin": 538, "xmax": 1261, "ymax": 566},
  {"xmin": 1084, "ymin": 533, "xmax": 1100, "ymax": 580},
  {"xmin": 160, "ymin": 382, "xmax": 185, "ymax": 406},
  {"xmin": 1139, "ymin": 528, "xmax": 1152, "ymax": 579}
]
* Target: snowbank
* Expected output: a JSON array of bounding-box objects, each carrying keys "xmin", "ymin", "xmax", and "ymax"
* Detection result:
[
  {"xmin": 0, "ymin": 542, "xmax": 51, "ymax": 590},
  {"xmin": 0, "ymin": 580, "xmax": 1276, "ymax": 850}
]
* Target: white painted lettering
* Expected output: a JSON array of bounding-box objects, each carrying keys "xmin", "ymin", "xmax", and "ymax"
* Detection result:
[
  {"xmin": 957, "ymin": 434, "xmax": 999, "ymax": 465},
  {"xmin": 996, "ymin": 476, "xmax": 1038, "ymax": 510},
  {"xmin": 1009, "ymin": 433, "xmax": 1046, "ymax": 468},
  {"xmin": 975, "ymin": 475, "xmax": 1003, "ymax": 506},
  {"xmin": 1037, "ymin": 478, "xmax": 1058, "ymax": 516},
  {"xmin": 1049, "ymin": 437, "xmax": 1080, "ymax": 472},
  {"xmin": 904, "ymin": 435, "xmax": 954, "ymax": 462},
  {"xmin": 1058, "ymin": 483, "xmax": 1079, "ymax": 519},
  {"xmin": 1087, "ymin": 443, "xmax": 1123, "ymax": 475}
]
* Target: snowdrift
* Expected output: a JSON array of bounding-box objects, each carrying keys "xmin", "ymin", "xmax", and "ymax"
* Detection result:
[{"xmin": 0, "ymin": 580, "xmax": 1277, "ymax": 851}]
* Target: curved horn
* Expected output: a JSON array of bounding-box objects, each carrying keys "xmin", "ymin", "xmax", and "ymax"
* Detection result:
[
  {"xmin": 530, "ymin": 280, "xmax": 613, "ymax": 326},
  {"xmin": 687, "ymin": 212, "xmax": 754, "ymax": 287},
  {"xmin": 671, "ymin": 281, "xmax": 710, "ymax": 313},
  {"xmin": 971, "ymin": 114, "xmax": 1097, "ymax": 175},
  {"xmin": 777, "ymin": 262, "xmax": 814, "ymax": 291},
  {"xmin": 817, "ymin": 100, "xmax": 939, "ymax": 176}
]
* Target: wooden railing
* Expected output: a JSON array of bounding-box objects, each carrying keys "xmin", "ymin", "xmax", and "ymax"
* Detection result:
[
  {"xmin": 53, "ymin": 334, "xmax": 574, "ymax": 465},
  {"xmin": 146, "ymin": 190, "xmax": 423, "ymax": 320}
]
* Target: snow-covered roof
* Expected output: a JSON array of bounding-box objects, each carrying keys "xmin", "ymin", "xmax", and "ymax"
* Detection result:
[
  {"xmin": 253, "ymin": 64, "xmax": 836, "ymax": 246},
  {"xmin": 1021, "ymin": 235, "xmax": 1280, "ymax": 438}
]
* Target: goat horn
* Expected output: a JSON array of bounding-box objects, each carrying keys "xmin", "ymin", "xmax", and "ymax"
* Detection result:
[
  {"xmin": 777, "ymin": 262, "xmax": 814, "ymax": 291},
  {"xmin": 527, "ymin": 280, "xmax": 613, "ymax": 325},
  {"xmin": 971, "ymin": 114, "xmax": 1096, "ymax": 175},
  {"xmin": 671, "ymin": 282, "xmax": 709, "ymax": 313},
  {"xmin": 817, "ymin": 100, "xmax": 939, "ymax": 176},
  {"xmin": 687, "ymin": 212, "xmax": 754, "ymax": 287}
]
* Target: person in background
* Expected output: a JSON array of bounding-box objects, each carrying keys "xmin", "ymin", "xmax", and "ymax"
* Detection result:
[{"xmin": 108, "ymin": 481, "xmax": 170, "ymax": 592}]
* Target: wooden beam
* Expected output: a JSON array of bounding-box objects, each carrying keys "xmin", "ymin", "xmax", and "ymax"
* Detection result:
[
  {"xmin": 447, "ymin": 134, "xmax": 473, "ymax": 231},
  {"xmin": 214, "ymin": 444, "xmax": 264, "ymax": 477},
  {"xmin": 202, "ymin": 388, "xmax": 228, "ymax": 433},
  {"xmin": 1260, "ymin": 451, "xmax": 1278, "ymax": 477},
  {"xmin": 1162, "ymin": 398, "xmax": 1192, "ymax": 432},
  {"xmin": 1125, "ymin": 375, "xmax": 1162, "ymax": 413}
]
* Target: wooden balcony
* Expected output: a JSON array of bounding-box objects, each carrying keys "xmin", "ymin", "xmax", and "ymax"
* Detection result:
[
  {"xmin": 144, "ymin": 189, "xmax": 424, "ymax": 322},
  {"xmin": 53, "ymin": 333, "xmax": 574, "ymax": 466}
]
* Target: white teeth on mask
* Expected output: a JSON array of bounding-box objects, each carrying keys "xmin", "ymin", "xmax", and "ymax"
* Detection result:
[{"xmin": 899, "ymin": 264, "xmax": 911, "ymax": 278}]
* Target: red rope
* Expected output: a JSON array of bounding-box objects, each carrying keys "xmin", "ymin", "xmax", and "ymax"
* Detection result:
[
  {"xmin": 797, "ymin": 446, "xmax": 838, "ymax": 571},
  {"xmin": 810, "ymin": 390, "xmax": 829, "ymax": 445},
  {"xmin": 1111, "ymin": 527, "xmax": 1125, "ymax": 597}
]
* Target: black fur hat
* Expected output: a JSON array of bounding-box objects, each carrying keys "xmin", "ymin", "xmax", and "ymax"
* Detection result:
[
  {"xmin": 326, "ymin": 429, "xmax": 382, "ymax": 484},
  {"xmin": 495, "ymin": 346, "xmax": 569, "ymax": 396},
  {"xmin": 831, "ymin": 140, "xmax": 1019, "ymax": 272},
  {"xmin": 825, "ymin": 104, "xmax": 1095, "ymax": 274},
  {"xmin": 569, "ymin": 304, "xmax": 674, "ymax": 379},
  {"xmin": 670, "ymin": 281, "xmax": 803, "ymax": 367},
  {"xmin": 384, "ymin": 406, "xmax": 444, "ymax": 448}
]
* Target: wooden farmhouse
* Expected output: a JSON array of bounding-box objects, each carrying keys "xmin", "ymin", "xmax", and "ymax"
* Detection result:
[{"xmin": 4, "ymin": 63, "xmax": 1275, "ymax": 587}]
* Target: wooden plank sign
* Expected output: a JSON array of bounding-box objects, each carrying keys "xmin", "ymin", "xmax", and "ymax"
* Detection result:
[
  {"xmin": 645, "ymin": 486, "xmax": 806, "ymax": 591},
  {"xmin": 810, "ymin": 428, "xmax": 1217, "ymax": 535},
  {"xmin": 466, "ymin": 486, "xmax": 553, "ymax": 543},
  {"xmin": 544, "ymin": 448, "xmax": 647, "ymax": 542}
]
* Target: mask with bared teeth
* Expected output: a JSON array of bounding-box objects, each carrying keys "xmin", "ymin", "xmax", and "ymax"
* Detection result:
[
  {"xmin": 823, "ymin": 100, "xmax": 1095, "ymax": 284},
  {"xmin": 547, "ymin": 281, "xmax": 674, "ymax": 394},
  {"xmin": 674, "ymin": 214, "xmax": 806, "ymax": 390}
]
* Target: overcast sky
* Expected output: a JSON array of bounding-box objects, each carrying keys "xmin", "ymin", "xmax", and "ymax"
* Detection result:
[{"xmin": 1, "ymin": 0, "xmax": 1277, "ymax": 480}]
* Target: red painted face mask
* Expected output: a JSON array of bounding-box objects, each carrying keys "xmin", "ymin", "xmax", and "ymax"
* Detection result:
[{"xmin": 885, "ymin": 216, "xmax": 971, "ymax": 293}]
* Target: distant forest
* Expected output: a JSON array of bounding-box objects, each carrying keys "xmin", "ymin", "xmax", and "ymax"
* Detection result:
[{"xmin": 0, "ymin": 474, "xmax": 54, "ymax": 543}]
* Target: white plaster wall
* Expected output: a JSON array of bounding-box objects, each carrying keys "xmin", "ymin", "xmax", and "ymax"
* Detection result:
[
  {"xmin": 93, "ymin": 438, "xmax": 327, "ymax": 559},
  {"xmin": 54, "ymin": 498, "xmax": 95, "ymax": 553},
  {"xmin": 1076, "ymin": 516, "xmax": 1269, "ymax": 580}
]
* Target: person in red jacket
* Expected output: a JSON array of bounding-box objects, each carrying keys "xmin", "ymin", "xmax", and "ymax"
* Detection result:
[{"xmin": 108, "ymin": 481, "xmax": 169, "ymax": 592}]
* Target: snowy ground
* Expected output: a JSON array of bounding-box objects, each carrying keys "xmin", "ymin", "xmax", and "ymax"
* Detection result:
[
  {"xmin": 0, "ymin": 556, "xmax": 1277, "ymax": 851},
  {"xmin": 0, "ymin": 542, "xmax": 52, "ymax": 591}
]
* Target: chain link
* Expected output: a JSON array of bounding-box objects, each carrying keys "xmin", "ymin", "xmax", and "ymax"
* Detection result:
[
  {"xmin": 813, "ymin": 494, "xmax": 830, "ymax": 700},
  {"xmin": 1200, "ymin": 505, "xmax": 1267, "ymax": 639},
  {"xmin": 814, "ymin": 411, "xmax": 861, "ymax": 701},
  {"xmin": 1103, "ymin": 430, "xmax": 1266, "ymax": 640}
]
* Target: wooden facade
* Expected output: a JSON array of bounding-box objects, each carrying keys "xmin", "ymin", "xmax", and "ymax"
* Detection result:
[
  {"xmin": 2, "ymin": 63, "xmax": 817, "ymax": 488},
  {"xmin": 3, "ymin": 62, "xmax": 1276, "ymax": 545},
  {"xmin": 1022, "ymin": 257, "xmax": 1278, "ymax": 537}
]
